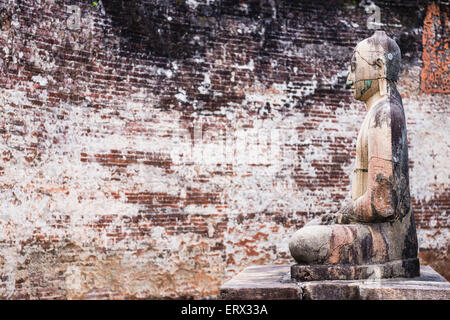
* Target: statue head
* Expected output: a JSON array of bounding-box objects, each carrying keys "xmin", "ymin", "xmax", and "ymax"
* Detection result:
[{"xmin": 347, "ymin": 30, "xmax": 401, "ymax": 101}]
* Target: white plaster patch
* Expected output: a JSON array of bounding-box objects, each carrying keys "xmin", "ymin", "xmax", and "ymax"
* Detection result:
[
  {"xmin": 0, "ymin": 245, "xmax": 20, "ymax": 298},
  {"xmin": 417, "ymin": 228, "xmax": 450, "ymax": 250},
  {"xmin": 175, "ymin": 89, "xmax": 188, "ymax": 103},
  {"xmin": 233, "ymin": 59, "xmax": 255, "ymax": 72},
  {"xmin": 65, "ymin": 265, "xmax": 82, "ymax": 292},
  {"xmin": 31, "ymin": 75, "xmax": 48, "ymax": 86}
]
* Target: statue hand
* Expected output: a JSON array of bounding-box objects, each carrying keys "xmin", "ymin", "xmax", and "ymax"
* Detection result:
[
  {"xmin": 318, "ymin": 203, "xmax": 356, "ymax": 225},
  {"xmin": 335, "ymin": 202, "xmax": 356, "ymax": 224},
  {"xmin": 320, "ymin": 212, "xmax": 338, "ymax": 225},
  {"xmin": 335, "ymin": 212, "xmax": 355, "ymax": 224}
]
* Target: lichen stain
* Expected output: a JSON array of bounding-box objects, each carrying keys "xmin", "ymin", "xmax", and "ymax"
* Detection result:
[{"xmin": 420, "ymin": 3, "xmax": 449, "ymax": 93}]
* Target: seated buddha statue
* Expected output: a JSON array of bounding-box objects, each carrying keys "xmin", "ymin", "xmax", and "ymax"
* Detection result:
[{"xmin": 289, "ymin": 31, "xmax": 419, "ymax": 280}]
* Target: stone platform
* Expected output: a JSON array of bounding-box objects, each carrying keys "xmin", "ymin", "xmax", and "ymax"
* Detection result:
[
  {"xmin": 291, "ymin": 258, "xmax": 420, "ymax": 281},
  {"xmin": 220, "ymin": 265, "xmax": 450, "ymax": 300}
]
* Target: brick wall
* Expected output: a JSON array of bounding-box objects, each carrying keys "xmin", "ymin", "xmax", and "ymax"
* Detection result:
[{"xmin": 0, "ymin": 0, "xmax": 448, "ymax": 299}]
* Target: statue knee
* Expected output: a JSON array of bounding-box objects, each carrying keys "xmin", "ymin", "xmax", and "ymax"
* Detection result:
[{"xmin": 289, "ymin": 226, "xmax": 332, "ymax": 264}]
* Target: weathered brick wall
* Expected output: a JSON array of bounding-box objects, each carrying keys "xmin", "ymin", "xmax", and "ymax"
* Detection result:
[{"xmin": 0, "ymin": 0, "xmax": 448, "ymax": 299}]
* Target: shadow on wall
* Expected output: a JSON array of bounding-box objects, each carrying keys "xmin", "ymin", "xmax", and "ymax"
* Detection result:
[
  {"xmin": 101, "ymin": 0, "xmax": 428, "ymax": 61},
  {"xmin": 101, "ymin": 0, "xmax": 303, "ymax": 59}
]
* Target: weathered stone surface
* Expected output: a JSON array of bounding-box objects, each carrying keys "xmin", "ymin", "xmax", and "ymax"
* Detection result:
[
  {"xmin": 358, "ymin": 266, "xmax": 450, "ymax": 300},
  {"xmin": 220, "ymin": 264, "xmax": 450, "ymax": 300},
  {"xmin": 220, "ymin": 265, "xmax": 302, "ymax": 300},
  {"xmin": 302, "ymin": 282, "xmax": 360, "ymax": 300},
  {"xmin": 291, "ymin": 258, "xmax": 420, "ymax": 281}
]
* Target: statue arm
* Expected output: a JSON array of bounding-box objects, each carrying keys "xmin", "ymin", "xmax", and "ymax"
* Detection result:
[
  {"xmin": 337, "ymin": 106, "xmax": 397, "ymax": 223},
  {"xmin": 352, "ymin": 156, "xmax": 395, "ymax": 222}
]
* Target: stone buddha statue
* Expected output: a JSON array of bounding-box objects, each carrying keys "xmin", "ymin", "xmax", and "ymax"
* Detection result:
[{"xmin": 289, "ymin": 31, "xmax": 419, "ymax": 280}]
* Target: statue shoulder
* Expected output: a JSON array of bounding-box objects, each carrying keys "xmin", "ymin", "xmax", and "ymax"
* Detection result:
[
  {"xmin": 369, "ymin": 96, "xmax": 405, "ymax": 130},
  {"xmin": 369, "ymin": 99, "xmax": 392, "ymax": 129}
]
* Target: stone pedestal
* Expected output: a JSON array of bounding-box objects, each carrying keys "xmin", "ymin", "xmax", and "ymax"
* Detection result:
[
  {"xmin": 291, "ymin": 258, "xmax": 420, "ymax": 281},
  {"xmin": 220, "ymin": 265, "xmax": 450, "ymax": 300}
]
